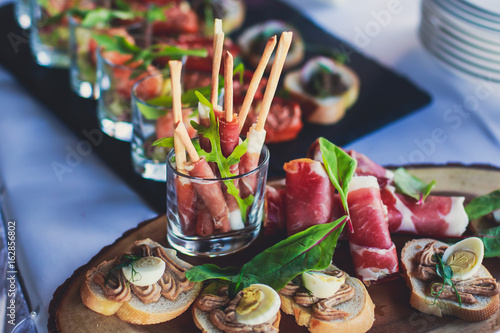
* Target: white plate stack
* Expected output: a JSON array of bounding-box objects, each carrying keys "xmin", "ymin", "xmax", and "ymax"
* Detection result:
[{"xmin": 420, "ymin": 0, "xmax": 500, "ymax": 83}]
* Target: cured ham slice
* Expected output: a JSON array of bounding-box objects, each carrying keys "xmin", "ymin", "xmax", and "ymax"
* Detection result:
[
  {"xmin": 347, "ymin": 150, "xmax": 394, "ymax": 187},
  {"xmin": 263, "ymin": 182, "xmax": 286, "ymax": 236},
  {"xmin": 347, "ymin": 176, "xmax": 399, "ymax": 284},
  {"xmin": 284, "ymin": 158, "xmax": 334, "ymax": 236},
  {"xmin": 219, "ymin": 115, "xmax": 240, "ymax": 158},
  {"xmin": 185, "ymin": 157, "xmax": 231, "ymax": 233},
  {"xmin": 196, "ymin": 198, "xmax": 214, "ymax": 237},
  {"xmin": 350, "ymin": 243, "xmax": 399, "ymax": 283},
  {"xmin": 381, "ymin": 185, "xmax": 468, "ymax": 238},
  {"xmin": 175, "ymin": 177, "xmax": 197, "ymax": 236},
  {"xmin": 240, "ymin": 126, "xmax": 266, "ymax": 198}
]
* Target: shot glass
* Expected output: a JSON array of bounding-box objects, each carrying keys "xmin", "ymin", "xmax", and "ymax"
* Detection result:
[
  {"xmin": 96, "ymin": 44, "xmax": 161, "ymax": 141},
  {"xmin": 30, "ymin": 0, "xmax": 85, "ymax": 67},
  {"xmin": 15, "ymin": 0, "xmax": 31, "ymax": 29},
  {"xmin": 166, "ymin": 145, "xmax": 270, "ymax": 256},
  {"xmin": 131, "ymin": 72, "xmax": 200, "ymax": 181},
  {"xmin": 68, "ymin": 12, "xmax": 145, "ymax": 99}
]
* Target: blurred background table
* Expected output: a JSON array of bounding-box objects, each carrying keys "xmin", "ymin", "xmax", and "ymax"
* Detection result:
[{"xmin": 1, "ymin": 0, "xmax": 500, "ymax": 332}]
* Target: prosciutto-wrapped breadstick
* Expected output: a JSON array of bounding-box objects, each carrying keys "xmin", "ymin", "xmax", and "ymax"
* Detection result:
[
  {"xmin": 347, "ymin": 176, "xmax": 399, "ymax": 284},
  {"xmin": 199, "ymin": 19, "xmax": 225, "ymax": 152},
  {"xmin": 240, "ymin": 32, "xmax": 292, "ymax": 197},
  {"xmin": 170, "ymin": 60, "xmax": 197, "ymax": 236},
  {"xmin": 176, "ymin": 123, "xmax": 231, "ymax": 233},
  {"xmin": 380, "ymin": 185, "xmax": 468, "ymax": 237},
  {"xmin": 284, "ymin": 158, "xmax": 334, "ymax": 236}
]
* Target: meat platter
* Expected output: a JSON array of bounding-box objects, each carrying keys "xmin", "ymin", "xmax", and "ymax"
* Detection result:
[{"xmin": 48, "ymin": 165, "xmax": 500, "ymax": 333}]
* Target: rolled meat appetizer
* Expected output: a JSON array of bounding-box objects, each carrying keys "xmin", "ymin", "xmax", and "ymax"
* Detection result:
[
  {"xmin": 347, "ymin": 176, "xmax": 399, "ymax": 284},
  {"xmin": 284, "ymin": 158, "xmax": 334, "ymax": 236},
  {"xmin": 381, "ymin": 185, "xmax": 468, "ymax": 238}
]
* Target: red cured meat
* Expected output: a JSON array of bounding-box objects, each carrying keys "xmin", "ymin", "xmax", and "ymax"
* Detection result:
[
  {"xmin": 284, "ymin": 158, "xmax": 334, "ymax": 236},
  {"xmin": 380, "ymin": 185, "xmax": 468, "ymax": 238},
  {"xmin": 238, "ymin": 97, "xmax": 303, "ymax": 144},
  {"xmin": 219, "ymin": 115, "xmax": 240, "ymax": 158},
  {"xmin": 186, "ymin": 157, "xmax": 230, "ymax": 233},
  {"xmin": 347, "ymin": 184, "xmax": 392, "ymax": 249},
  {"xmin": 196, "ymin": 199, "xmax": 214, "ymax": 237},
  {"xmin": 175, "ymin": 177, "xmax": 197, "ymax": 236},
  {"xmin": 263, "ymin": 183, "xmax": 286, "ymax": 236},
  {"xmin": 347, "ymin": 150, "xmax": 393, "ymax": 187},
  {"xmin": 350, "ymin": 243, "xmax": 399, "ymax": 284}
]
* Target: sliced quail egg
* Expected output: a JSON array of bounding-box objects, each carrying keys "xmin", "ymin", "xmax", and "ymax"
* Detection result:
[
  {"xmin": 235, "ymin": 284, "xmax": 281, "ymax": 326},
  {"xmin": 122, "ymin": 256, "xmax": 166, "ymax": 287},
  {"xmin": 442, "ymin": 237, "xmax": 484, "ymax": 280},
  {"xmin": 302, "ymin": 271, "xmax": 345, "ymax": 299}
]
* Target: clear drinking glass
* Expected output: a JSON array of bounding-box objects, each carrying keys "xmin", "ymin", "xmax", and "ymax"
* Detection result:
[
  {"xmin": 68, "ymin": 13, "xmax": 145, "ymax": 99},
  {"xmin": 96, "ymin": 45, "xmax": 160, "ymax": 141},
  {"xmin": 30, "ymin": 0, "xmax": 82, "ymax": 67},
  {"xmin": 15, "ymin": 0, "xmax": 32, "ymax": 29},
  {"xmin": 166, "ymin": 145, "xmax": 270, "ymax": 256}
]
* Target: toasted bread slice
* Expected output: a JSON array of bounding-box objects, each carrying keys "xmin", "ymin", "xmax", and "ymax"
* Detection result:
[
  {"xmin": 280, "ymin": 265, "xmax": 375, "ymax": 333},
  {"xmin": 192, "ymin": 285, "xmax": 281, "ymax": 333},
  {"xmin": 401, "ymin": 238, "xmax": 499, "ymax": 322},
  {"xmin": 80, "ymin": 238, "xmax": 202, "ymax": 325},
  {"xmin": 284, "ymin": 61, "xmax": 359, "ymax": 125}
]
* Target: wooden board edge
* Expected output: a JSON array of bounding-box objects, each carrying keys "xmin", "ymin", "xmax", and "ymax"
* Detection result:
[{"xmin": 47, "ymin": 214, "xmax": 165, "ymax": 333}]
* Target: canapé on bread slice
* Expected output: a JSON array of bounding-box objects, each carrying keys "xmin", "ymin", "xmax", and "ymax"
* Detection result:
[
  {"xmin": 192, "ymin": 283, "xmax": 282, "ymax": 332},
  {"xmin": 192, "ymin": 305, "xmax": 281, "ymax": 333},
  {"xmin": 401, "ymin": 238, "xmax": 499, "ymax": 322},
  {"xmin": 80, "ymin": 238, "xmax": 202, "ymax": 325},
  {"xmin": 279, "ymin": 265, "xmax": 375, "ymax": 333}
]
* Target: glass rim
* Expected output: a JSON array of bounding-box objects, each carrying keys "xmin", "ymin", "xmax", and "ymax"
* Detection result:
[{"xmin": 166, "ymin": 144, "xmax": 270, "ymax": 181}]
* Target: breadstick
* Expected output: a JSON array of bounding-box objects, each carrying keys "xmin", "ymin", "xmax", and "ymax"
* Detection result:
[
  {"xmin": 256, "ymin": 31, "xmax": 293, "ymax": 132},
  {"xmin": 238, "ymin": 35, "xmax": 277, "ymax": 133},
  {"xmin": 175, "ymin": 122, "xmax": 200, "ymax": 163},
  {"xmin": 211, "ymin": 19, "xmax": 225, "ymax": 106},
  {"xmin": 224, "ymin": 51, "xmax": 233, "ymax": 122},
  {"xmin": 169, "ymin": 60, "xmax": 187, "ymax": 171}
]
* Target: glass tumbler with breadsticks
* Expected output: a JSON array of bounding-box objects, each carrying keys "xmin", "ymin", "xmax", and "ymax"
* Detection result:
[{"xmin": 160, "ymin": 19, "xmax": 293, "ymax": 256}]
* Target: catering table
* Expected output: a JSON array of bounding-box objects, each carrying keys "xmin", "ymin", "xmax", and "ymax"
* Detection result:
[{"xmin": 1, "ymin": 0, "xmax": 500, "ymax": 332}]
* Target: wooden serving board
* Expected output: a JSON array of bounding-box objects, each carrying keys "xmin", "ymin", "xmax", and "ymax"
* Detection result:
[{"xmin": 48, "ymin": 165, "xmax": 500, "ymax": 332}]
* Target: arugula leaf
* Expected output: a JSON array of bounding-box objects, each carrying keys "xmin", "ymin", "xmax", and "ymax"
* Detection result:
[
  {"xmin": 193, "ymin": 91, "xmax": 253, "ymax": 221},
  {"xmin": 318, "ymin": 137, "xmax": 356, "ymax": 227},
  {"xmin": 465, "ymin": 189, "xmax": 500, "ymax": 220},
  {"xmin": 479, "ymin": 226, "xmax": 500, "ymax": 258},
  {"xmin": 233, "ymin": 61, "xmax": 245, "ymax": 84},
  {"xmin": 394, "ymin": 167, "xmax": 436, "ymax": 204},
  {"xmin": 186, "ymin": 216, "xmax": 348, "ymax": 295},
  {"xmin": 137, "ymin": 101, "xmax": 168, "ymax": 120}
]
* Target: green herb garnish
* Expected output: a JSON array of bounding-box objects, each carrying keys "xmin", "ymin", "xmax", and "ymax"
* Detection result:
[
  {"xmin": 477, "ymin": 226, "xmax": 500, "ymax": 258},
  {"xmin": 465, "ymin": 189, "xmax": 500, "ymax": 220},
  {"xmin": 192, "ymin": 91, "xmax": 253, "ymax": 222},
  {"xmin": 318, "ymin": 137, "xmax": 356, "ymax": 231},
  {"xmin": 104, "ymin": 254, "xmax": 142, "ymax": 286},
  {"xmin": 430, "ymin": 253, "xmax": 462, "ymax": 307},
  {"xmin": 394, "ymin": 167, "xmax": 436, "ymax": 205},
  {"xmin": 186, "ymin": 216, "xmax": 348, "ymax": 296},
  {"xmin": 92, "ymin": 34, "xmax": 207, "ymax": 73}
]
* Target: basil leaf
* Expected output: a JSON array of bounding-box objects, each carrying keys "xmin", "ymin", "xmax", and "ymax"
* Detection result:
[
  {"xmin": 239, "ymin": 216, "xmax": 346, "ymax": 292},
  {"xmin": 186, "ymin": 216, "xmax": 347, "ymax": 293},
  {"xmin": 480, "ymin": 226, "xmax": 500, "ymax": 258},
  {"xmin": 394, "ymin": 167, "xmax": 436, "ymax": 204},
  {"xmin": 465, "ymin": 190, "xmax": 500, "ymax": 220},
  {"xmin": 185, "ymin": 264, "xmax": 240, "ymax": 282},
  {"xmin": 318, "ymin": 137, "xmax": 356, "ymax": 216}
]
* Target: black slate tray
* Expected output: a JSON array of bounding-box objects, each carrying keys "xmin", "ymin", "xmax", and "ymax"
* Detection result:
[{"xmin": 0, "ymin": 1, "xmax": 431, "ymax": 213}]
